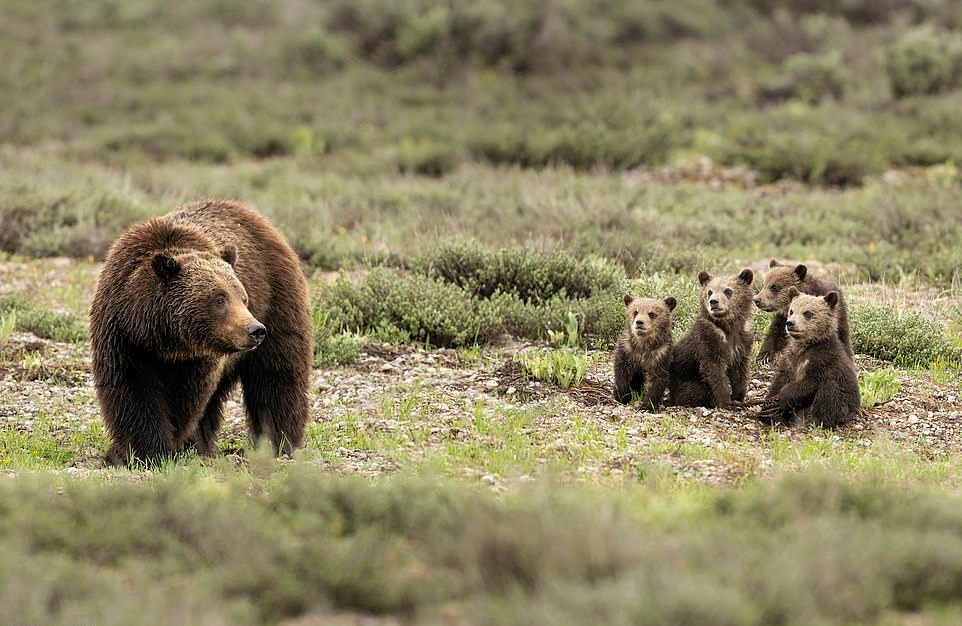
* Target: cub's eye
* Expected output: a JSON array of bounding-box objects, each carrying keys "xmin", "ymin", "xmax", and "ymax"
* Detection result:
[
  {"xmin": 724, "ymin": 288, "xmax": 733, "ymax": 297},
  {"xmin": 803, "ymin": 311, "xmax": 813, "ymax": 320},
  {"xmin": 632, "ymin": 310, "xmax": 638, "ymax": 318},
  {"xmin": 648, "ymin": 311, "xmax": 656, "ymax": 319},
  {"xmin": 707, "ymin": 290, "xmax": 713, "ymax": 296},
  {"xmin": 789, "ymin": 309, "xmax": 794, "ymax": 316},
  {"xmin": 770, "ymin": 284, "xmax": 780, "ymax": 293}
]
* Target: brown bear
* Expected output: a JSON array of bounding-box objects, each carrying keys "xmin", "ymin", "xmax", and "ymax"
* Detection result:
[
  {"xmin": 89, "ymin": 200, "xmax": 313, "ymax": 465},
  {"xmin": 669, "ymin": 269, "xmax": 754, "ymax": 409},
  {"xmin": 754, "ymin": 259, "xmax": 852, "ymax": 363},
  {"xmin": 760, "ymin": 288, "xmax": 860, "ymax": 427},
  {"xmin": 613, "ymin": 295, "xmax": 676, "ymax": 410}
]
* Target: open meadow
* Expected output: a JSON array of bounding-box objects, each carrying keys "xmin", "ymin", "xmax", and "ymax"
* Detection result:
[{"xmin": 3, "ymin": 1, "xmax": 962, "ymax": 624}]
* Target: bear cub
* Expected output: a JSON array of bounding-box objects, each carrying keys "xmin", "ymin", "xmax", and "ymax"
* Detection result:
[
  {"xmin": 760, "ymin": 288, "xmax": 860, "ymax": 427},
  {"xmin": 754, "ymin": 259, "xmax": 852, "ymax": 363},
  {"xmin": 613, "ymin": 295, "xmax": 676, "ymax": 409},
  {"xmin": 670, "ymin": 269, "xmax": 755, "ymax": 409}
]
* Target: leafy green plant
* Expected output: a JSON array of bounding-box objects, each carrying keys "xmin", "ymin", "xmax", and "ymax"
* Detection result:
[
  {"xmin": 849, "ymin": 304, "xmax": 959, "ymax": 367},
  {"xmin": 515, "ymin": 348, "xmax": 588, "ymax": 389},
  {"xmin": 859, "ymin": 367, "xmax": 900, "ymax": 408},
  {"xmin": 0, "ymin": 310, "xmax": 15, "ymax": 344}
]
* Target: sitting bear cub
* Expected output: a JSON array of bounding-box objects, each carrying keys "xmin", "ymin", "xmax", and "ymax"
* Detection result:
[
  {"xmin": 613, "ymin": 295, "xmax": 676, "ymax": 410},
  {"xmin": 760, "ymin": 288, "xmax": 860, "ymax": 427},
  {"xmin": 669, "ymin": 269, "xmax": 754, "ymax": 409}
]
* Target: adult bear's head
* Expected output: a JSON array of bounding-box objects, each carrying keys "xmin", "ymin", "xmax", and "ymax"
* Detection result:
[{"xmin": 149, "ymin": 243, "xmax": 266, "ymax": 357}]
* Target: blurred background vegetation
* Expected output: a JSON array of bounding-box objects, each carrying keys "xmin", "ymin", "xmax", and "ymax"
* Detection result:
[{"xmin": 3, "ymin": 0, "xmax": 962, "ymax": 354}]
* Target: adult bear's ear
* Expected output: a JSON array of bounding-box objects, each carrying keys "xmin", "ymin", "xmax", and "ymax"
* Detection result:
[
  {"xmin": 663, "ymin": 297, "xmax": 677, "ymax": 312},
  {"xmin": 824, "ymin": 291, "xmax": 839, "ymax": 308},
  {"xmin": 769, "ymin": 259, "xmax": 780, "ymax": 268},
  {"xmin": 698, "ymin": 271, "xmax": 711, "ymax": 286},
  {"xmin": 152, "ymin": 253, "xmax": 180, "ymax": 281},
  {"xmin": 221, "ymin": 244, "xmax": 237, "ymax": 267},
  {"xmin": 623, "ymin": 293, "xmax": 634, "ymax": 307},
  {"xmin": 786, "ymin": 286, "xmax": 800, "ymax": 300},
  {"xmin": 738, "ymin": 268, "xmax": 754, "ymax": 285},
  {"xmin": 793, "ymin": 264, "xmax": 808, "ymax": 281}
]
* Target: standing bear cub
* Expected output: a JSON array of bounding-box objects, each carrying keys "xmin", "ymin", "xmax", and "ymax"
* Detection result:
[
  {"xmin": 760, "ymin": 288, "xmax": 860, "ymax": 427},
  {"xmin": 754, "ymin": 259, "xmax": 852, "ymax": 363},
  {"xmin": 613, "ymin": 295, "xmax": 676, "ymax": 410},
  {"xmin": 670, "ymin": 269, "xmax": 754, "ymax": 409},
  {"xmin": 90, "ymin": 200, "xmax": 313, "ymax": 465}
]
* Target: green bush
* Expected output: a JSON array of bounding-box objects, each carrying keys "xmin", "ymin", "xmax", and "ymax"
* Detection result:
[
  {"xmin": 885, "ymin": 27, "xmax": 962, "ymax": 99},
  {"xmin": 758, "ymin": 51, "xmax": 847, "ymax": 104},
  {"xmin": 312, "ymin": 308, "xmax": 363, "ymax": 367},
  {"xmin": 413, "ymin": 239, "xmax": 623, "ymax": 303},
  {"xmin": 316, "ymin": 262, "xmax": 625, "ymax": 349},
  {"xmin": 717, "ymin": 105, "xmax": 891, "ymax": 185},
  {"xmin": 850, "ymin": 304, "xmax": 960, "ymax": 367},
  {"xmin": 0, "ymin": 296, "xmax": 87, "ymax": 343}
]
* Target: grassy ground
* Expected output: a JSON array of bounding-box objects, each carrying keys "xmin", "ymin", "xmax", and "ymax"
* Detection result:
[{"xmin": 4, "ymin": 1, "xmax": 962, "ymax": 624}]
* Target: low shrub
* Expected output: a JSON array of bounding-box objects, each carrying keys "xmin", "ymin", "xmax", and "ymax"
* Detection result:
[
  {"xmin": 414, "ymin": 239, "xmax": 623, "ymax": 303},
  {"xmin": 885, "ymin": 26, "xmax": 962, "ymax": 99},
  {"xmin": 849, "ymin": 304, "xmax": 959, "ymax": 367},
  {"xmin": 312, "ymin": 308, "xmax": 364, "ymax": 367},
  {"xmin": 717, "ymin": 105, "xmax": 891, "ymax": 185},
  {"xmin": 758, "ymin": 51, "xmax": 847, "ymax": 104},
  {"xmin": 316, "ymin": 266, "xmax": 625, "ymax": 349},
  {"xmin": 0, "ymin": 296, "xmax": 87, "ymax": 344}
]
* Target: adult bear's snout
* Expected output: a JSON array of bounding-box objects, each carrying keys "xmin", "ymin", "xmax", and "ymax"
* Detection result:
[{"xmin": 247, "ymin": 322, "xmax": 267, "ymax": 345}]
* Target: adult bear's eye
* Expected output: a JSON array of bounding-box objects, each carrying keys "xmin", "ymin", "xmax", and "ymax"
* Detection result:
[{"xmin": 216, "ymin": 295, "xmax": 226, "ymax": 307}]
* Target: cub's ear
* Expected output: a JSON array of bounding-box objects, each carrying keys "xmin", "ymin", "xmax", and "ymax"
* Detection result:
[
  {"xmin": 824, "ymin": 291, "xmax": 839, "ymax": 308},
  {"xmin": 221, "ymin": 244, "xmax": 237, "ymax": 267},
  {"xmin": 623, "ymin": 293, "xmax": 634, "ymax": 307},
  {"xmin": 793, "ymin": 264, "xmax": 808, "ymax": 281},
  {"xmin": 769, "ymin": 259, "xmax": 780, "ymax": 268},
  {"xmin": 152, "ymin": 253, "xmax": 180, "ymax": 281},
  {"xmin": 697, "ymin": 271, "xmax": 712, "ymax": 286},
  {"xmin": 663, "ymin": 297, "xmax": 677, "ymax": 312},
  {"xmin": 738, "ymin": 268, "xmax": 754, "ymax": 285},
  {"xmin": 786, "ymin": 286, "xmax": 800, "ymax": 300}
]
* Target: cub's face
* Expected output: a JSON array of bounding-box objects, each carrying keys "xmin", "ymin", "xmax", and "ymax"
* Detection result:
[
  {"xmin": 152, "ymin": 245, "xmax": 266, "ymax": 355},
  {"xmin": 754, "ymin": 260, "xmax": 808, "ymax": 313},
  {"xmin": 698, "ymin": 269, "xmax": 754, "ymax": 320},
  {"xmin": 623, "ymin": 295, "xmax": 676, "ymax": 340},
  {"xmin": 785, "ymin": 288, "xmax": 839, "ymax": 343}
]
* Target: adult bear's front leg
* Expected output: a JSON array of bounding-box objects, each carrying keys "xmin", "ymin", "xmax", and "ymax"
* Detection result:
[{"xmin": 95, "ymin": 364, "xmax": 177, "ymax": 466}]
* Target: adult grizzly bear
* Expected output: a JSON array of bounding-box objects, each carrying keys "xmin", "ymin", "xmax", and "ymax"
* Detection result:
[
  {"xmin": 613, "ymin": 294, "xmax": 676, "ymax": 410},
  {"xmin": 90, "ymin": 200, "xmax": 313, "ymax": 465},
  {"xmin": 669, "ymin": 269, "xmax": 754, "ymax": 409},
  {"xmin": 760, "ymin": 288, "xmax": 860, "ymax": 427},
  {"xmin": 754, "ymin": 259, "xmax": 852, "ymax": 363}
]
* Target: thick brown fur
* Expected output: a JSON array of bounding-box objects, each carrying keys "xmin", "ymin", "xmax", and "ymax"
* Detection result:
[
  {"xmin": 613, "ymin": 295, "xmax": 676, "ymax": 410},
  {"xmin": 90, "ymin": 200, "xmax": 313, "ymax": 465},
  {"xmin": 669, "ymin": 269, "xmax": 755, "ymax": 409},
  {"xmin": 761, "ymin": 288, "xmax": 860, "ymax": 427},
  {"xmin": 754, "ymin": 259, "xmax": 852, "ymax": 362}
]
